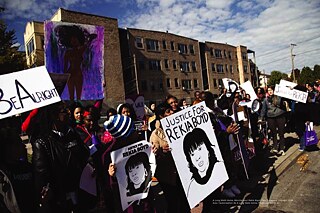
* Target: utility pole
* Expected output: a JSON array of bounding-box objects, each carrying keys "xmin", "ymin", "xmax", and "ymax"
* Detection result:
[{"xmin": 290, "ymin": 43, "xmax": 297, "ymax": 83}]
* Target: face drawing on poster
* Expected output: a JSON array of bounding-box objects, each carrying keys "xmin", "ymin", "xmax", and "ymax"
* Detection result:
[
  {"xmin": 125, "ymin": 152, "xmax": 152, "ymax": 196},
  {"xmin": 183, "ymin": 128, "xmax": 219, "ymax": 196}
]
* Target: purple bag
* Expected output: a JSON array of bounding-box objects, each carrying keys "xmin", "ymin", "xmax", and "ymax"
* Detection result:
[{"xmin": 304, "ymin": 124, "xmax": 318, "ymax": 146}]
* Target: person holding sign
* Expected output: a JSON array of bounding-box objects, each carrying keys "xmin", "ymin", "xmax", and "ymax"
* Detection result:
[
  {"xmin": 149, "ymin": 103, "xmax": 190, "ymax": 213},
  {"xmin": 259, "ymin": 86, "xmax": 287, "ymax": 156},
  {"xmin": 183, "ymin": 128, "xmax": 219, "ymax": 195},
  {"xmin": 125, "ymin": 152, "xmax": 152, "ymax": 196}
]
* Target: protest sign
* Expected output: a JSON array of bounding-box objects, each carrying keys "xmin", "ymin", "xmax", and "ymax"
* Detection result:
[
  {"xmin": 110, "ymin": 140, "xmax": 156, "ymax": 211},
  {"xmin": 160, "ymin": 102, "xmax": 228, "ymax": 208},
  {"xmin": 239, "ymin": 80, "xmax": 258, "ymax": 108},
  {"xmin": 45, "ymin": 21, "xmax": 104, "ymax": 100},
  {"xmin": 279, "ymin": 79, "xmax": 297, "ymax": 88},
  {"xmin": 274, "ymin": 84, "xmax": 308, "ymax": 103},
  {"xmin": 222, "ymin": 78, "xmax": 240, "ymax": 94},
  {"xmin": 0, "ymin": 66, "xmax": 61, "ymax": 120},
  {"xmin": 125, "ymin": 95, "xmax": 145, "ymax": 121}
]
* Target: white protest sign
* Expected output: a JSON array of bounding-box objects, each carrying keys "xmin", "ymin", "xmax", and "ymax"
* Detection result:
[
  {"xmin": 160, "ymin": 102, "xmax": 228, "ymax": 208},
  {"xmin": 222, "ymin": 78, "xmax": 240, "ymax": 93},
  {"xmin": 274, "ymin": 84, "xmax": 308, "ymax": 103},
  {"xmin": 110, "ymin": 140, "xmax": 156, "ymax": 211},
  {"xmin": 279, "ymin": 79, "xmax": 297, "ymax": 88},
  {"xmin": 239, "ymin": 81, "xmax": 257, "ymax": 108},
  {"xmin": 0, "ymin": 66, "xmax": 61, "ymax": 120}
]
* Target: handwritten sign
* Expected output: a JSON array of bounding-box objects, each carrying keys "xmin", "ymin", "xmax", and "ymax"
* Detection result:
[
  {"xmin": 160, "ymin": 102, "xmax": 228, "ymax": 208},
  {"xmin": 0, "ymin": 66, "xmax": 61, "ymax": 120},
  {"xmin": 110, "ymin": 140, "xmax": 156, "ymax": 211},
  {"xmin": 274, "ymin": 84, "xmax": 308, "ymax": 103},
  {"xmin": 125, "ymin": 95, "xmax": 145, "ymax": 121}
]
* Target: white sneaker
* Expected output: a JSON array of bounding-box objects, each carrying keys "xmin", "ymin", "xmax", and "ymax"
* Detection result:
[
  {"xmin": 231, "ymin": 185, "xmax": 241, "ymax": 195},
  {"xmin": 271, "ymin": 149, "xmax": 278, "ymax": 154}
]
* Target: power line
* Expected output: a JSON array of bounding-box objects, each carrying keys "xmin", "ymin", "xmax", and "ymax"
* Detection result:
[{"xmin": 257, "ymin": 34, "xmax": 320, "ymax": 58}]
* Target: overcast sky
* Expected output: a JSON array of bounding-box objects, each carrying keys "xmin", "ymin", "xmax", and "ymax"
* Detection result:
[{"xmin": 1, "ymin": 0, "xmax": 320, "ymax": 74}]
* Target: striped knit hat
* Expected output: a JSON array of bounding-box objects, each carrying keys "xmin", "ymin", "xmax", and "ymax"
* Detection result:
[{"xmin": 103, "ymin": 115, "xmax": 135, "ymax": 138}]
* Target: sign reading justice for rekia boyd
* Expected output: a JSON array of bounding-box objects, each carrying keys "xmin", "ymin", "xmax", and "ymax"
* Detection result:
[{"xmin": 0, "ymin": 66, "xmax": 61, "ymax": 120}]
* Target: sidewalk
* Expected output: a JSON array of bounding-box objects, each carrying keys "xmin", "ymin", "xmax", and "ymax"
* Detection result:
[{"xmin": 190, "ymin": 125, "xmax": 320, "ymax": 213}]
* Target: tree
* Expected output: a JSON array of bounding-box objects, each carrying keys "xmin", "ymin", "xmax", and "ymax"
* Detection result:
[
  {"xmin": 268, "ymin": 70, "xmax": 288, "ymax": 87},
  {"xmin": 314, "ymin": 64, "xmax": 320, "ymax": 81},
  {"xmin": 0, "ymin": 7, "xmax": 26, "ymax": 75},
  {"xmin": 298, "ymin": 66, "xmax": 314, "ymax": 84}
]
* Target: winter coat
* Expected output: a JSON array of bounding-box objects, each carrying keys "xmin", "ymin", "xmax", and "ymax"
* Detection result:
[{"xmin": 149, "ymin": 121, "xmax": 178, "ymax": 186}]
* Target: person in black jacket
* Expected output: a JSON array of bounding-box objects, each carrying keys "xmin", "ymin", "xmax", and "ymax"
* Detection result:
[{"xmin": 32, "ymin": 102, "xmax": 89, "ymax": 213}]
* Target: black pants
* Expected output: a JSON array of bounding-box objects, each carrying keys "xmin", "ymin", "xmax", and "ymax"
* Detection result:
[{"xmin": 267, "ymin": 115, "xmax": 286, "ymax": 151}]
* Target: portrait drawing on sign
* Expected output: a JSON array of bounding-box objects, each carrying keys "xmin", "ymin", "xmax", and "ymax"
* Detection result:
[
  {"xmin": 183, "ymin": 128, "xmax": 219, "ymax": 197},
  {"xmin": 125, "ymin": 152, "xmax": 152, "ymax": 197}
]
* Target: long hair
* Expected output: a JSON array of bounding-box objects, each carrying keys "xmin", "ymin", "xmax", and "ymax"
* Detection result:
[
  {"xmin": 183, "ymin": 128, "xmax": 218, "ymax": 184},
  {"xmin": 125, "ymin": 152, "xmax": 152, "ymax": 195}
]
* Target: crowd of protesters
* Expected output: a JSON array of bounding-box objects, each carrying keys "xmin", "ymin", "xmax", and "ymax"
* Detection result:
[{"xmin": 1, "ymin": 81, "xmax": 320, "ymax": 213}]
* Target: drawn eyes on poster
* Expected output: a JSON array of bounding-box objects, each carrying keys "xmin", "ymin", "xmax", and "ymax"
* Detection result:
[
  {"xmin": 160, "ymin": 102, "xmax": 229, "ymax": 209},
  {"xmin": 125, "ymin": 152, "xmax": 152, "ymax": 196},
  {"xmin": 110, "ymin": 140, "xmax": 156, "ymax": 211}
]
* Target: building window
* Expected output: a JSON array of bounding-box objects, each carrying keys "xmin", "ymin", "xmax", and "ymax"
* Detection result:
[
  {"xmin": 218, "ymin": 79, "xmax": 223, "ymax": 88},
  {"xmin": 211, "ymin": 63, "xmax": 215, "ymax": 72},
  {"xmin": 138, "ymin": 61, "xmax": 145, "ymax": 70},
  {"xmin": 182, "ymin": 80, "xmax": 192, "ymax": 90},
  {"xmin": 189, "ymin": 45, "xmax": 195, "ymax": 54},
  {"xmin": 224, "ymin": 50, "xmax": 227, "ymax": 58},
  {"xmin": 166, "ymin": 78, "xmax": 171, "ymax": 87},
  {"xmin": 149, "ymin": 60, "xmax": 161, "ymax": 71},
  {"xmin": 193, "ymin": 79, "xmax": 198, "ymax": 88},
  {"xmin": 146, "ymin": 39, "xmax": 159, "ymax": 51},
  {"xmin": 242, "ymin": 52, "xmax": 247, "ymax": 60},
  {"xmin": 210, "ymin": 48, "xmax": 214, "ymax": 56},
  {"xmin": 191, "ymin": 61, "xmax": 196, "ymax": 71},
  {"xmin": 173, "ymin": 60, "xmax": 177, "ymax": 69},
  {"xmin": 230, "ymin": 65, "xmax": 233, "ymax": 73},
  {"xmin": 215, "ymin": 49, "xmax": 222, "ymax": 58},
  {"xmin": 26, "ymin": 38, "xmax": 35, "ymax": 56},
  {"xmin": 164, "ymin": 59, "xmax": 169, "ymax": 69},
  {"xmin": 170, "ymin": 41, "xmax": 175, "ymax": 50},
  {"xmin": 228, "ymin": 51, "xmax": 232, "ymax": 59},
  {"xmin": 180, "ymin": 61, "xmax": 190, "ymax": 72},
  {"xmin": 217, "ymin": 64, "xmax": 224, "ymax": 73},
  {"xmin": 162, "ymin": 40, "xmax": 167, "ymax": 49},
  {"xmin": 225, "ymin": 64, "xmax": 228, "ymax": 72},
  {"xmin": 174, "ymin": 78, "xmax": 179, "ymax": 87},
  {"xmin": 244, "ymin": 65, "xmax": 248, "ymax": 73},
  {"xmin": 141, "ymin": 80, "xmax": 147, "ymax": 91},
  {"xmin": 213, "ymin": 78, "xmax": 217, "ymax": 88},
  {"xmin": 178, "ymin": 43, "xmax": 188, "ymax": 54},
  {"xmin": 135, "ymin": 37, "xmax": 143, "ymax": 48}
]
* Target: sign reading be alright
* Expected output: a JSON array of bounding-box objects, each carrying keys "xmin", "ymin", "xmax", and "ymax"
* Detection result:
[{"xmin": 0, "ymin": 66, "xmax": 61, "ymax": 120}]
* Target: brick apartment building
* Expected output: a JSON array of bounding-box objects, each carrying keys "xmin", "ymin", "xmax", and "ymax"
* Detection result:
[
  {"xmin": 24, "ymin": 8, "xmax": 258, "ymax": 107},
  {"xmin": 119, "ymin": 28, "xmax": 203, "ymax": 104}
]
